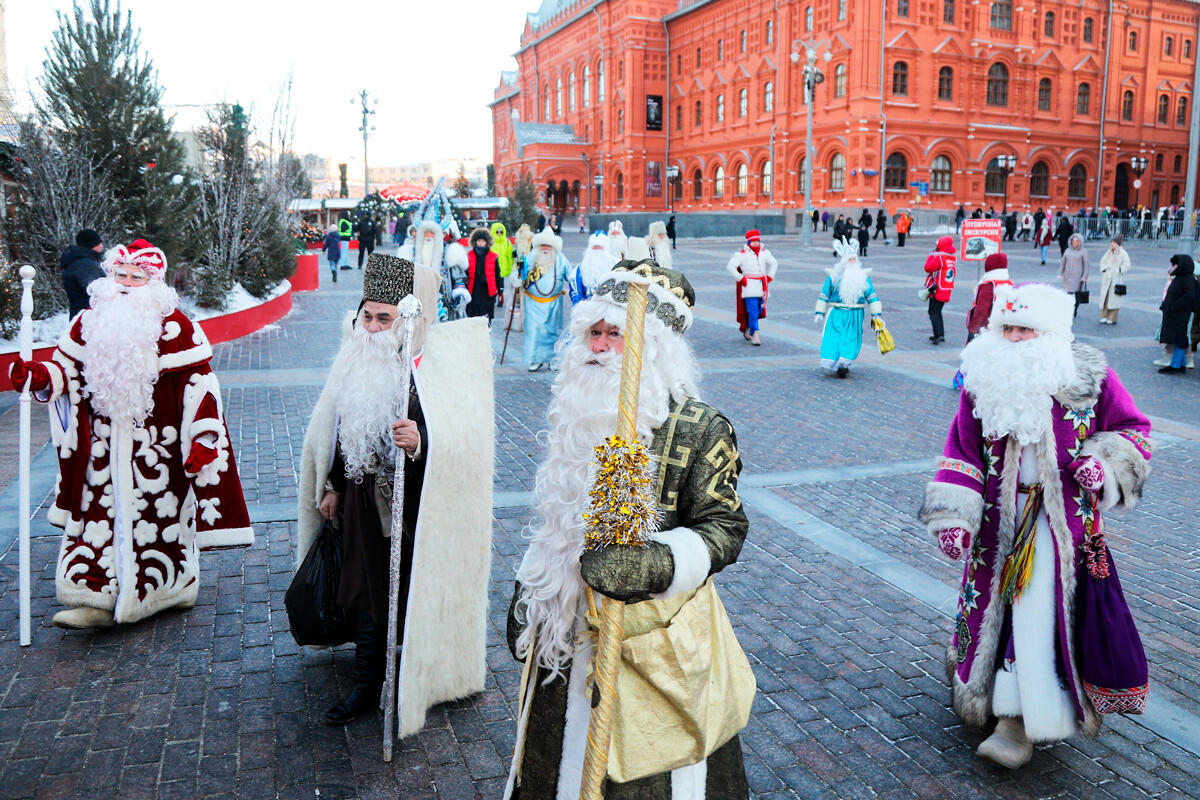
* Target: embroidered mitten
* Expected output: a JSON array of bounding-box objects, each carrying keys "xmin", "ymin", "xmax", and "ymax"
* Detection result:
[
  {"xmin": 579, "ymin": 543, "xmax": 675, "ymax": 604},
  {"xmin": 937, "ymin": 526, "xmax": 970, "ymax": 561}
]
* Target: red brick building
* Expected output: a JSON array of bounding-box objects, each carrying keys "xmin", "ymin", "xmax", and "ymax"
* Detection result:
[{"xmin": 492, "ymin": 0, "xmax": 1200, "ymax": 228}]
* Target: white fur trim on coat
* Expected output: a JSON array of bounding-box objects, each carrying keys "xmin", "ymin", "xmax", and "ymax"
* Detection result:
[
  {"xmin": 650, "ymin": 527, "xmax": 712, "ymax": 600},
  {"xmin": 532, "ymin": 229, "xmax": 563, "ymax": 252},
  {"xmin": 1080, "ymin": 431, "xmax": 1152, "ymax": 510},
  {"xmin": 919, "ymin": 481, "xmax": 984, "ymax": 536}
]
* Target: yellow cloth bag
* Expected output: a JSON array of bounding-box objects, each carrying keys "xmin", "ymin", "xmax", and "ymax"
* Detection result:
[
  {"xmin": 872, "ymin": 316, "xmax": 895, "ymax": 355},
  {"xmin": 586, "ymin": 577, "xmax": 757, "ymax": 784}
]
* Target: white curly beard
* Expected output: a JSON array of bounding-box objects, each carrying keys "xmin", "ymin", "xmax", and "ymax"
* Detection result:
[
  {"xmin": 961, "ymin": 328, "xmax": 1077, "ymax": 445},
  {"xmin": 82, "ymin": 279, "xmax": 178, "ymax": 428},
  {"xmin": 514, "ymin": 302, "xmax": 698, "ymax": 677},
  {"xmin": 328, "ymin": 324, "xmax": 409, "ymax": 482}
]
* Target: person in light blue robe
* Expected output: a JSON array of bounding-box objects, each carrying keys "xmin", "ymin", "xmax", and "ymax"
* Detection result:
[
  {"xmin": 814, "ymin": 239, "xmax": 884, "ymax": 378},
  {"xmin": 521, "ymin": 231, "xmax": 572, "ymax": 371}
]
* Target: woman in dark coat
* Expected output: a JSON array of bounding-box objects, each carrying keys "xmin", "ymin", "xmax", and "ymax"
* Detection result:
[
  {"xmin": 1158, "ymin": 253, "xmax": 1196, "ymax": 373},
  {"xmin": 1055, "ymin": 214, "xmax": 1075, "ymax": 256}
]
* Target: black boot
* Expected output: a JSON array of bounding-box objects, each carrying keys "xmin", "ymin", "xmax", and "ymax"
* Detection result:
[{"xmin": 326, "ymin": 616, "xmax": 386, "ymax": 724}]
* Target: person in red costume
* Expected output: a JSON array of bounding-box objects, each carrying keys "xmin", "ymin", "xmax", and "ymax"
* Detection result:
[
  {"xmin": 966, "ymin": 252, "xmax": 1014, "ymax": 342},
  {"xmin": 923, "ymin": 235, "xmax": 957, "ymax": 344},
  {"xmin": 8, "ymin": 239, "xmax": 253, "ymax": 630},
  {"xmin": 726, "ymin": 229, "xmax": 779, "ymax": 346}
]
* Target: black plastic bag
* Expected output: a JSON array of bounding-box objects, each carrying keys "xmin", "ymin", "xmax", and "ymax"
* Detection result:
[{"xmin": 286, "ymin": 515, "xmax": 356, "ymax": 647}]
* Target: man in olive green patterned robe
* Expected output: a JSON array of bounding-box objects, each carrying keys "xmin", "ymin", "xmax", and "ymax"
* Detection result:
[{"xmin": 504, "ymin": 262, "xmax": 753, "ymax": 800}]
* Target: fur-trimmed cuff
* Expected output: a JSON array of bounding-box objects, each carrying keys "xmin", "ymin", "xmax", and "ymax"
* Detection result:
[
  {"xmin": 1080, "ymin": 431, "xmax": 1152, "ymax": 510},
  {"xmin": 649, "ymin": 527, "xmax": 711, "ymax": 600},
  {"xmin": 196, "ymin": 525, "xmax": 255, "ymax": 550},
  {"xmin": 919, "ymin": 481, "xmax": 984, "ymax": 535}
]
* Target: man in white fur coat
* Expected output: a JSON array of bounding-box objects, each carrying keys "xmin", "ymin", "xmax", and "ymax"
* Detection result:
[
  {"xmin": 623, "ymin": 221, "xmax": 674, "ymax": 271},
  {"xmin": 920, "ymin": 283, "xmax": 1152, "ymax": 769},
  {"xmin": 399, "ymin": 217, "xmax": 471, "ymax": 320},
  {"xmin": 8, "ymin": 239, "xmax": 253, "ymax": 630},
  {"xmin": 505, "ymin": 261, "xmax": 754, "ymax": 800},
  {"xmin": 296, "ymin": 253, "xmax": 494, "ymax": 733}
]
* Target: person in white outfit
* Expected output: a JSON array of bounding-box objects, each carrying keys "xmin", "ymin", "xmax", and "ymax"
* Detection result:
[{"xmin": 726, "ymin": 229, "xmax": 779, "ymax": 345}]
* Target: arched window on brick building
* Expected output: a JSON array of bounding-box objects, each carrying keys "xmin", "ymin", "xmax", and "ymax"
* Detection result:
[
  {"xmin": 943, "ymin": 0, "xmax": 955, "ymax": 23},
  {"xmin": 805, "ymin": 6, "xmax": 813, "ymax": 31},
  {"xmin": 739, "ymin": 88, "xmax": 748, "ymax": 117},
  {"xmin": 555, "ymin": 77, "xmax": 563, "ymax": 116},
  {"xmin": 1076, "ymin": 83, "xmax": 1090, "ymax": 115},
  {"xmin": 543, "ymin": 85, "xmax": 550, "ymax": 120},
  {"xmin": 740, "ymin": 30, "xmax": 747, "ymax": 54},
  {"xmin": 764, "ymin": 81, "xmax": 774, "ymax": 113},
  {"xmin": 675, "ymin": 105, "xmax": 681, "ymax": 131},
  {"xmin": 1159, "ymin": 94, "xmax": 1170, "ymax": 123},
  {"xmin": 598, "ymin": 60, "xmax": 606, "ymax": 101},
  {"xmin": 716, "ymin": 94, "xmax": 725, "ymax": 122},
  {"xmin": 1172, "ymin": 184, "xmax": 1181, "ymax": 204},
  {"xmin": 884, "ymin": 153, "xmax": 908, "ymax": 190},
  {"xmin": 1177, "ymin": 96, "xmax": 1188, "ymax": 126},
  {"xmin": 695, "ymin": 100, "xmax": 702, "ymax": 127},
  {"xmin": 892, "ymin": 62, "xmax": 908, "ymax": 95},
  {"xmin": 990, "ymin": 0, "xmax": 1012, "ymax": 30},
  {"xmin": 1029, "ymin": 161, "xmax": 1050, "ymax": 197},
  {"xmin": 761, "ymin": 160, "xmax": 773, "ymax": 195},
  {"xmin": 829, "ymin": 153, "xmax": 846, "ymax": 191},
  {"xmin": 736, "ymin": 163, "xmax": 749, "ymax": 196},
  {"xmin": 1038, "ymin": 78, "xmax": 1052, "ymax": 111},
  {"xmin": 568, "ymin": 72, "xmax": 576, "ymax": 112},
  {"xmin": 617, "ymin": 108, "xmax": 624, "ymax": 134},
  {"xmin": 714, "ymin": 166, "xmax": 725, "ymax": 198},
  {"xmin": 766, "ymin": 20, "xmax": 773, "ymax": 45},
  {"xmin": 1083, "ymin": 18, "xmax": 1094, "ymax": 43},
  {"xmin": 583, "ymin": 66, "xmax": 591, "ymax": 107},
  {"xmin": 938, "ymin": 67, "xmax": 953, "ymax": 101},
  {"xmin": 835, "ymin": 64, "xmax": 847, "ymax": 97},
  {"xmin": 1068, "ymin": 164, "xmax": 1087, "ymax": 199},
  {"xmin": 796, "ymin": 156, "xmax": 808, "ymax": 193},
  {"xmin": 692, "ymin": 169, "xmax": 703, "ymax": 199},
  {"xmin": 986, "ymin": 63, "xmax": 1009, "ymax": 106},
  {"xmin": 1166, "ymin": 36, "xmax": 1174, "ymax": 57},
  {"xmin": 1122, "ymin": 90, "xmax": 1134, "ymax": 121},
  {"xmin": 616, "ymin": 172, "xmax": 624, "ymax": 202},
  {"xmin": 1044, "ymin": 12, "xmax": 1054, "ymax": 38},
  {"xmin": 932, "ymin": 155, "xmax": 952, "ymax": 193}
]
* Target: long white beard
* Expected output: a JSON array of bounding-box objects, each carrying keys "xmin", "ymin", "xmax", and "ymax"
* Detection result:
[
  {"xmin": 837, "ymin": 264, "xmax": 869, "ymax": 304},
  {"xmin": 577, "ymin": 249, "xmax": 614, "ymax": 290},
  {"xmin": 534, "ymin": 250, "xmax": 555, "ymax": 271},
  {"xmin": 328, "ymin": 325, "xmax": 410, "ymax": 482},
  {"xmin": 961, "ymin": 329, "xmax": 1077, "ymax": 445},
  {"xmin": 417, "ymin": 236, "xmax": 441, "ymax": 270},
  {"xmin": 514, "ymin": 305, "xmax": 698, "ymax": 677},
  {"xmin": 82, "ymin": 279, "xmax": 177, "ymax": 428}
]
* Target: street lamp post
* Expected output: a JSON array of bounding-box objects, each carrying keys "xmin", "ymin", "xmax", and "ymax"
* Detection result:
[
  {"xmin": 666, "ymin": 166, "xmax": 680, "ymax": 212},
  {"xmin": 997, "ymin": 154, "xmax": 1017, "ymax": 214},
  {"xmin": 581, "ymin": 152, "xmax": 591, "ymax": 213},
  {"xmin": 1130, "ymin": 155, "xmax": 1149, "ymax": 211},
  {"xmin": 791, "ymin": 39, "xmax": 833, "ymax": 248},
  {"xmin": 353, "ymin": 90, "xmax": 378, "ymax": 196},
  {"xmin": 593, "ymin": 174, "xmax": 604, "ymax": 213}
]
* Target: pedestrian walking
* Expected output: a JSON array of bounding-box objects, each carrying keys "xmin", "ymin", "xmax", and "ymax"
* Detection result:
[
  {"xmin": 873, "ymin": 209, "xmax": 889, "ymax": 243},
  {"xmin": 1019, "ymin": 211, "xmax": 1033, "ymax": 241},
  {"xmin": 577, "ymin": 212, "xmax": 586, "ymax": 233},
  {"xmin": 811, "ymin": 208, "xmax": 819, "ymax": 232},
  {"xmin": 821, "ymin": 210, "xmax": 830, "ymax": 231},
  {"xmin": 966, "ymin": 252, "xmax": 1013, "ymax": 342},
  {"xmin": 1055, "ymin": 213, "xmax": 1074, "ymax": 257},
  {"xmin": 728, "ymin": 229, "xmax": 778, "ymax": 346},
  {"xmin": 856, "ymin": 221, "xmax": 870, "ymax": 257},
  {"xmin": 356, "ymin": 215, "xmax": 377, "ymax": 268},
  {"xmin": 1004, "ymin": 211, "xmax": 1017, "ymax": 242},
  {"xmin": 955, "ymin": 204, "xmax": 966, "ymax": 233},
  {"xmin": 322, "ymin": 225, "xmax": 341, "ymax": 283},
  {"xmin": 922, "ymin": 235, "xmax": 956, "ymax": 344},
  {"xmin": 1036, "ymin": 218, "xmax": 1053, "ymax": 264},
  {"xmin": 667, "ymin": 214, "xmax": 677, "ymax": 249},
  {"xmin": 921, "ymin": 282, "xmax": 1153, "ymax": 769},
  {"xmin": 1059, "ymin": 234, "xmax": 1090, "ymax": 316},
  {"xmin": 815, "ymin": 238, "xmax": 885, "ymax": 377},
  {"xmin": 60, "ymin": 228, "xmax": 106, "ymax": 319},
  {"xmin": 896, "ymin": 211, "xmax": 911, "ymax": 247},
  {"xmin": 465, "ymin": 227, "xmax": 502, "ymax": 322},
  {"xmin": 1157, "ymin": 254, "xmax": 1197, "ymax": 373},
  {"xmin": 338, "ymin": 213, "xmax": 353, "ymax": 269},
  {"xmin": 1098, "ymin": 234, "xmax": 1130, "ymax": 325}
]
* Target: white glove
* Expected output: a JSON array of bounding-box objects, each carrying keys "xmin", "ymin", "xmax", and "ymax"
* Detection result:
[
  {"xmin": 452, "ymin": 286, "xmax": 471, "ymax": 309},
  {"xmin": 814, "ymin": 312, "xmax": 825, "ymax": 325}
]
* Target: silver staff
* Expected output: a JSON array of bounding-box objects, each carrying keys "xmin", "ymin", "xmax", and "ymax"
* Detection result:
[{"xmin": 382, "ymin": 294, "xmax": 422, "ymax": 762}]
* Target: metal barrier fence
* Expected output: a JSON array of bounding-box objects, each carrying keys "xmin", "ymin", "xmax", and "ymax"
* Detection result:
[{"xmin": 909, "ymin": 212, "xmax": 1200, "ymax": 249}]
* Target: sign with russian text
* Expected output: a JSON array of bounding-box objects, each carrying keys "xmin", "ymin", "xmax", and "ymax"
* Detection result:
[{"xmin": 959, "ymin": 219, "xmax": 1003, "ymax": 261}]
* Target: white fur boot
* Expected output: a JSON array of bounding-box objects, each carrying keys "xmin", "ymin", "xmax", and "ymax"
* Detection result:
[{"xmin": 977, "ymin": 717, "xmax": 1034, "ymax": 769}]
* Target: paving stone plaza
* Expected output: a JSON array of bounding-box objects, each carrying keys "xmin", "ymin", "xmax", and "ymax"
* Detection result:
[{"xmin": 1, "ymin": 230, "xmax": 1199, "ymax": 799}]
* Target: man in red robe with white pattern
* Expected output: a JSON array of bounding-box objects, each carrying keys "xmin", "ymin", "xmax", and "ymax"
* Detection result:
[{"xmin": 9, "ymin": 240, "xmax": 253, "ymax": 630}]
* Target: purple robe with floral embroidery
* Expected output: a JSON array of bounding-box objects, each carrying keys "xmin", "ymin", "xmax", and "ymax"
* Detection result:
[{"xmin": 920, "ymin": 343, "xmax": 1151, "ymax": 738}]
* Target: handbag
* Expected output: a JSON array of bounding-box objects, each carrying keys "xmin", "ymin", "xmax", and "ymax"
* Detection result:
[
  {"xmin": 285, "ymin": 514, "xmax": 357, "ymax": 647},
  {"xmin": 1114, "ymin": 284, "xmax": 1127, "ymax": 296},
  {"xmin": 1076, "ymin": 514, "xmax": 1149, "ymax": 714},
  {"xmin": 585, "ymin": 578, "xmax": 756, "ymax": 783},
  {"xmin": 1076, "ymin": 281, "xmax": 1090, "ymax": 305},
  {"xmin": 872, "ymin": 316, "xmax": 895, "ymax": 355}
]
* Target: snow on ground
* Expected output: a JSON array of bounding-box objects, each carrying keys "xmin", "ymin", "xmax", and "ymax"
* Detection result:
[{"xmin": 0, "ymin": 280, "xmax": 290, "ymax": 352}]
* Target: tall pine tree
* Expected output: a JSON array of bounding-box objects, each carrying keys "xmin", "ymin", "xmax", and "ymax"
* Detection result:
[
  {"xmin": 500, "ymin": 175, "xmax": 540, "ymax": 234},
  {"xmin": 37, "ymin": 0, "xmax": 199, "ymax": 270}
]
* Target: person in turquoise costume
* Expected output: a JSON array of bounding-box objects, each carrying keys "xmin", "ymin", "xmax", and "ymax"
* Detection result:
[
  {"xmin": 814, "ymin": 237, "xmax": 885, "ymax": 378},
  {"xmin": 520, "ymin": 229, "xmax": 572, "ymax": 372}
]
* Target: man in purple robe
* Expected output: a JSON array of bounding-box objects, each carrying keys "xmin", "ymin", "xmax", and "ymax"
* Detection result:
[{"xmin": 920, "ymin": 283, "xmax": 1152, "ymax": 769}]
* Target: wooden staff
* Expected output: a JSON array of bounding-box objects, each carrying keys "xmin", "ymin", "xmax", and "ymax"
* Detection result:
[
  {"xmin": 499, "ymin": 284, "xmax": 523, "ymax": 365},
  {"xmin": 17, "ymin": 264, "xmax": 35, "ymax": 646},
  {"xmin": 382, "ymin": 295, "xmax": 423, "ymax": 762},
  {"xmin": 579, "ymin": 279, "xmax": 650, "ymax": 800}
]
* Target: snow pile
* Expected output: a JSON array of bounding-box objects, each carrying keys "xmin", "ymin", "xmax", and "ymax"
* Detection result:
[{"xmin": 0, "ymin": 311, "xmax": 71, "ymax": 353}]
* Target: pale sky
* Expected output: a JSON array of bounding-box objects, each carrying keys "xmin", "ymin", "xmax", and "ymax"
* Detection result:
[{"xmin": 6, "ymin": 0, "xmax": 535, "ymax": 165}]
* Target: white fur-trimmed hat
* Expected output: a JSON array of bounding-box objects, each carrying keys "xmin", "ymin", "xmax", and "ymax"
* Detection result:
[
  {"xmin": 531, "ymin": 229, "xmax": 563, "ymax": 252},
  {"xmin": 591, "ymin": 259, "xmax": 695, "ymax": 334},
  {"xmin": 988, "ymin": 282, "xmax": 1076, "ymax": 340}
]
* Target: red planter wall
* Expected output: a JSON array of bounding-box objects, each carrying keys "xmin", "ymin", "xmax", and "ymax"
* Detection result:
[{"xmin": 292, "ymin": 254, "xmax": 319, "ymax": 292}]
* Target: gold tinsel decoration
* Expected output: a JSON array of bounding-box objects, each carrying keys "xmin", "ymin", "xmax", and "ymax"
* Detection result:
[{"xmin": 582, "ymin": 435, "xmax": 660, "ymax": 550}]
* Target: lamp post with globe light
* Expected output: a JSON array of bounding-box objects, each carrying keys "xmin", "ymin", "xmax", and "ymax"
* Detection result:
[
  {"xmin": 997, "ymin": 154, "xmax": 1017, "ymax": 214},
  {"xmin": 354, "ymin": 90, "xmax": 378, "ymax": 196},
  {"xmin": 1130, "ymin": 155, "xmax": 1149, "ymax": 212},
  {"xmin": 791, "ymin": 39, "xmax": 832, "ymax": 248}
]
